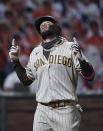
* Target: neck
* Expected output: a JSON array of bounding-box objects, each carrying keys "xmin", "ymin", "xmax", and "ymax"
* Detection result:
[
  {"xmin": 43, "ymin": 36, "xmax": 57, "ymax": 43},
  {"xmin": 41, "ymin": 36, "xmax": 61, "ymax": 49}
]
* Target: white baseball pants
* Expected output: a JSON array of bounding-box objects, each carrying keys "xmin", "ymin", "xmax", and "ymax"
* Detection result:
[{"xmin": 33, "ymin": 103, "xmax": 81, "ymax": 131}]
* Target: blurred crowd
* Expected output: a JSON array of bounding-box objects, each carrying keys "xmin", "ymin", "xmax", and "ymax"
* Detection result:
[{"xmin": 0, "ymin": 0, "xmax": 103, "ymax": 94}]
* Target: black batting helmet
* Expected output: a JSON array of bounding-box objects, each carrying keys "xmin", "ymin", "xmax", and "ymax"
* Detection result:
[{"xmin": 34, "ymin": 16, "xmax": 57, "ymax": 34}]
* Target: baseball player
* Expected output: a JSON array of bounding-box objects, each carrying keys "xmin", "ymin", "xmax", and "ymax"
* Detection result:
[{"xmin": 9, "ymin": 16, "xmax": 95, "ymax": 131}]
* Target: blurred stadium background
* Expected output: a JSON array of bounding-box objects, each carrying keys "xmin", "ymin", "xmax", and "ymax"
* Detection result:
[{"xmin": 0, "ymin": 0, "xmax": 103, "ymax": 131}]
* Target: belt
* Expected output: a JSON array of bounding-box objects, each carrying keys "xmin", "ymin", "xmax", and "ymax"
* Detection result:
[{"xmin": 40, "ymin": 100, "xmax": 76, "ymax": 108}]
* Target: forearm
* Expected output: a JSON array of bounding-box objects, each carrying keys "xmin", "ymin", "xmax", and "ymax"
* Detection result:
[
  {"xmin": 80, "ymin": 60, "xmax": 95, "ymax": 81},
  {"xmin": 12, "ymin": 60, "xmax": 33, "ymax": 86}
]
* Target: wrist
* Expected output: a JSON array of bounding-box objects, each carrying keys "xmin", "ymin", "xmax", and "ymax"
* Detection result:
[
  {"xmin": 78, "ymin": 57, "xmax": 84, "ymax": 62},
  {"xmin": 11, "ymin": 57, "xmax": 19, "ymax": 62},
  {"xmin": 12, "ymin": 59, "xmax": 21, "ymax": 69},
  {"xmin": 12, "ymin": 58, "xmax": 19, "ymax": 62}
]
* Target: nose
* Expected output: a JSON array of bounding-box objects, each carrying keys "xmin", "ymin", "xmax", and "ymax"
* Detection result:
[
  {"xmin": 40, "ymin": 23, "xmax": 49, "ymax": 32},
  {"xmin": 42, "ymin": 23, "xmax": 48, "ymax": 28}
]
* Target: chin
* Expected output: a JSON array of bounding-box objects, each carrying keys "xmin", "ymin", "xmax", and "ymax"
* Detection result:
[{"xmin": 40, "ymin": 24, "xmax": 62, "ymax": 40}]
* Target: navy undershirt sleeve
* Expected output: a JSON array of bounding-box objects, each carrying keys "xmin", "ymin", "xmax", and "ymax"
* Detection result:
[{"xmin": 12, "ymin": 60, "xmax": 33, "ymax": 86}]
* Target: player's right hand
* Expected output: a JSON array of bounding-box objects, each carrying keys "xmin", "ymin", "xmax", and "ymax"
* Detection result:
[{"xmin": 9, "ymin": 39, "xmax": 20, "ymax": 62}]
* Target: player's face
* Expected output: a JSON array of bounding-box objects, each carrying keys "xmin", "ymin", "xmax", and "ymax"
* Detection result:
[{"xmin": 40, "ymin": 21, "xmax": 54, "ymax": 33}]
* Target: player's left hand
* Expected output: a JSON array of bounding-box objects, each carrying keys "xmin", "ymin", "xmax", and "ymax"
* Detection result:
[{"xmin": 71, "ymin": 37, "xmax": 83, "ymax": 61}]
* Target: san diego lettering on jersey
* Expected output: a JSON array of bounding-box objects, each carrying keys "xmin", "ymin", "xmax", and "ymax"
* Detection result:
[{"xmin": 34, "ymin": 55, "xmax": 72, "ymax": 71}]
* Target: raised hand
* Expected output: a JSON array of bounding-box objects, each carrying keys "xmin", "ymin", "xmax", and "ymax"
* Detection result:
[
  {"xmin": 9, "ymin": 38, "xmax": 20, "ymax": 62},
  {"xmin": 71, "ymin": 37, "xmax": 83, "ymax": 61}
]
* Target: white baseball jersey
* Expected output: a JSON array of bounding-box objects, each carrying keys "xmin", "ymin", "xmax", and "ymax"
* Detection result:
[{"xmin": 25, "ymin": 37, "xmax": 87, "ymax": 103}]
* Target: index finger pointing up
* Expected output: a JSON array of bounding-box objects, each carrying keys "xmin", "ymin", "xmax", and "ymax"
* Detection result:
[
  {"xmin": 12, "ymin": 38, "xmax": 16, "ymax": 46},
  {"xmin": 73, "ymin": 37, "xmax": 78, "ymax": 46}
]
